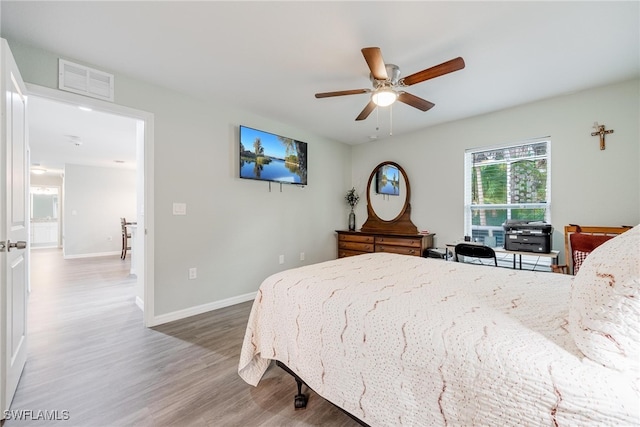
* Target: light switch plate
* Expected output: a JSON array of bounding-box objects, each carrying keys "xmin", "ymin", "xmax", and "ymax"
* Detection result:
[{"xmin": 173, "ymin": 202, "xmax": 187, "ymax": 215}]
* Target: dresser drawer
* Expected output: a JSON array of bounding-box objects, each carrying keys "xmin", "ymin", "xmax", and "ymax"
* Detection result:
[
  {"xmin": 337, "ymin": 230, "xmax": 434, "ymax": 260},
  {"xmin": 338, "ymin": 249, "xmax": 367, "ymax": 258},
  {"xmin": 339, "ymin": 234, "xmax": 374, "ymax": 244},
  {"xmin": 339, "ymin": 241, "xmax": 374, "ymax": 253},
  {"xmin": 375, "ymin": 245, "xmax": 421, "ymax": 256},
  {"xmin": 374, "ymin": 236, "xmax": 422, "ymax": 248}
]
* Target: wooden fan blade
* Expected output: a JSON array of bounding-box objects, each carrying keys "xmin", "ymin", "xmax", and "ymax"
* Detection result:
[
  {"xmin": 355, "ymin": 100, "xmax": 376, "ymax": 121},
  {"xmin": 361, "ymin": 47, "xmax": 388, "ymax": 81},
  {"xmin": 402, "ymin": 57, "xmax": 465, "ymax": 86},
  {"xmin": 315, "ymin": 89, "xmax": 369, "ymax": 98},
  {"xmin": 397, "ymin": 92, "xmax": 435, "ymax": 112}
]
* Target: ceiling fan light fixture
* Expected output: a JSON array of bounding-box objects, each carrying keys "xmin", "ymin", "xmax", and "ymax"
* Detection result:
[
  {"xmin": 371, "ymin": 87, "xmax": 398, "ymax": 107},
  {"xmin": 315, "ymin": 47, "xmax": 464, "ymax": 121}
]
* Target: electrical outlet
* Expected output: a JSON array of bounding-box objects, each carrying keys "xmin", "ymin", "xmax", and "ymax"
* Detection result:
[
  {"xmin": 300, "ymin": 252, "xmax": 305, "ymax": 261},
  {"xmin": 279, "ymin": 255, "xmax": 285, "ymax": 264},
  {"xmin": 188, "ymin": 267, "xmax": 197, "ymax": 280}
]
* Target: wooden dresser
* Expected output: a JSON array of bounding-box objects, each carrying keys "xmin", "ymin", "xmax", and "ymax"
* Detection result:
[{"xmin": 336, "ymin": 230, "xmax": 434, "ymax": 258}]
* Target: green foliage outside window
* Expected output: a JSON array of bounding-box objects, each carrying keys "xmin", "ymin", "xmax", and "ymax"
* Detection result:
[
  {"xmin": 471, "ymin": 164, "xmax": 507, "ymax": 205},
  {"xmin": 470, "ymin": 144, "xmax": 548, "ymax": 227}
]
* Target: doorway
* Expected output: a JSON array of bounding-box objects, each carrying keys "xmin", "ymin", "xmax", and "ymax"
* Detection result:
[
  {"xmin": 30, "ymin": 185, "xmax": 60, "ymax": 248},
  {"xmin": 25, "ymin": 83, "xmax": 154, "ymax": 325}
]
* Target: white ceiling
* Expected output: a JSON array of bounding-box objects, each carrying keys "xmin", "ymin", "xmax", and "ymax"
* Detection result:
[
  {"xmin": 28, "ymin": 96, "xmax": 138, "ymax": 175},
  {"xmin": 2, "ymin": 1, "xmax": 639, "ymax": 169}
]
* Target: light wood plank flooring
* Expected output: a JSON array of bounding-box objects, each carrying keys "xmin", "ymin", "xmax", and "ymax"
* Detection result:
[{"xmin": 6, "ymin": 249, "xmax": 357, "ymax": 426}]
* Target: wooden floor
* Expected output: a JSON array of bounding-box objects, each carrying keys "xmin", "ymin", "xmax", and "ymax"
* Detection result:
[{"xmin": 6, "ymin": 249, "xmax": 357, "ymax": 426}]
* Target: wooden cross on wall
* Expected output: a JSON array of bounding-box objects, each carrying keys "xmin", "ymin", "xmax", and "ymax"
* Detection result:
[{"xmin": 591, "ymin": 122, "xmax": 614, "ymax": 150}]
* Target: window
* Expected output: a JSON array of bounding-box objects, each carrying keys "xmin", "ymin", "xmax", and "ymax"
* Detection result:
[{"xmin": 464, "ymin": 139, "xmax": 550, "ymax": 250}]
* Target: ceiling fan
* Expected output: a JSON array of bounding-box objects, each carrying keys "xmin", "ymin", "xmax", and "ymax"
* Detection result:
[{"xmin": 315, "ymin": 47, "xmax": 465, "ymax": 121}]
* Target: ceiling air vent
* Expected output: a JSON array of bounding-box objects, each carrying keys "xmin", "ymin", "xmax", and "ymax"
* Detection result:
[{"xmin": 58, "ymin": 59, "xmax": 114, "ymax": 102}]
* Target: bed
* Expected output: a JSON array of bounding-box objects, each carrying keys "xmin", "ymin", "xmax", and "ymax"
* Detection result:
[{"xmin": 238, "ymin": 226, "xmax": 639, "ymax": 426}]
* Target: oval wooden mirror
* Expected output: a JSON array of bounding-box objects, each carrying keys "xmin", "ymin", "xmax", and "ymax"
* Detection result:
[
  {"xmin": 369, "ymin": 166, "xmax": 407, "ymax": 221},
  {"xmin": 360, "ymin": 161, "xmax": 418, "ymax": 234}
]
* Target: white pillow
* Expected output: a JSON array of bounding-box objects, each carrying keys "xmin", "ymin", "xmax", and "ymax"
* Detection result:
[{"xmin": 568, "ymin": 225, "xmax": 639, "ymax": 375}]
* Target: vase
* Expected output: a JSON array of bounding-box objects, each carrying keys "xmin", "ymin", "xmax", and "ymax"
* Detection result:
[{"xmin": 348, "ymin": 209, "xmax": 356, "ymax": 231}]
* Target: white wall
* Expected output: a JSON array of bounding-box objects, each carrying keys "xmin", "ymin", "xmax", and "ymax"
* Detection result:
[
  {"xmin": 8, "ymin": 40, "xmax": 352, "ymax": 318},
  {"xmin": 63, "ymin": 164, "xmax": 136, "ymax": 257},
  {"xmin": 352, "ymin": 79, "xmax": 640, "ymax": 264}
]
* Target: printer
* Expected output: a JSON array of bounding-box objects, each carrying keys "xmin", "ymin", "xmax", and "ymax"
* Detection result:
[{"xmin": 503, "ymin": 220, "xmax": 553, "ymax": 253}]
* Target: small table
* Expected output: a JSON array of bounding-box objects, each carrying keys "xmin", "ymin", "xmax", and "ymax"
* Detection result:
[{"xmin": 446, "ymin": 243, "xmax": 559, "ymax": 270}]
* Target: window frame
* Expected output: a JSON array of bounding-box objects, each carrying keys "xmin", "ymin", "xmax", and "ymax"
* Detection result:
[{"xmin": 463, "ymin": 138, "xmax": 552, "ymax": 259}]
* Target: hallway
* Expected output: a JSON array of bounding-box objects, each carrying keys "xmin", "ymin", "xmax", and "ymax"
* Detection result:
[{"xmin": 8, "ymin": 249, "xmax": 141, "ymax": 424}]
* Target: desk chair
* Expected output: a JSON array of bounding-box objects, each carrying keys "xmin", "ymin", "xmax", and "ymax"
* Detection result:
[
  {"xmin": 120, "ymin": 217, "xmax": 132, "ymax": 260},
  {"xmin": 454, "ymin": 243, "xmax": 497, "ymax": 266}
]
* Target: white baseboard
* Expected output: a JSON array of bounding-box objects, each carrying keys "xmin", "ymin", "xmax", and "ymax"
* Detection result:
[
  {"xmin": 31, "ymin": 244, "xmax": 60, "ymax": 249},
  {"xmin": 135, "ymin": 296, "xmax": 144, "ymax": 311},
  {"xmin": 64, "ymin": 251, "xmax": 121, "ymax": 259},
  {"xmin": 148, "ymin": 291, "xmax": 257, "ymax": 327}
]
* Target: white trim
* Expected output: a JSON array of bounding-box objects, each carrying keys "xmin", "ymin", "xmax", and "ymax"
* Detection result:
[
  {"xmin": 24, "ymin": 83, "xmax": 155, "ymax": 328},
  {"xmin": 147, "ymin": 292, "xmax": 257, "ymax": 327},
  {"xmin": 142, "ymin": 115, "xmax": 154, "ymax": 328},
  {"xmin": 463, "ymin": 135, "xmax": 552, "ymax": 154},
  {"xmin": 135, "ymin": 296, "xmax": 144, "ymax": 311},
  {"xmin": 63, "ymin": 251, "xmax": 121, "ymax": 259},
  {"xmin": 25, "ymin": 83, "xmax": 147, "ymax": 120}
]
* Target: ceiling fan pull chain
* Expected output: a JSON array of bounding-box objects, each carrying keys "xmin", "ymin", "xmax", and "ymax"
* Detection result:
[
  {"xmin": 389, "ymin": 104, "xmax": 393, "ymax": 136},
  {"xmin": 376, "ymin": 106, "xmax": 380, "ymax": 131}
]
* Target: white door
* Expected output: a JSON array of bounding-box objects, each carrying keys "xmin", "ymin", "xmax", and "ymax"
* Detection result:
[{"xmin": 0, "ymin": 38, "xmax": 29, "ymax": 416}]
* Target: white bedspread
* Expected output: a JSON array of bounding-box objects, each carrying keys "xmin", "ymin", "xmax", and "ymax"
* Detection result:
[{"xmin": 238, "ymin": 253, "xmax": 639, "ymax": 426}]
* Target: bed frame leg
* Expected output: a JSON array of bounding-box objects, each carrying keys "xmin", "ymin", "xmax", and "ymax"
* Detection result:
[
  {"xmin": 294, "ymin": 377, "xmax": 308, "ymax": 410},
  {"xmin": 275, "ymin": 361, "xmax": 370, "ymax": 425},
  {"xmin": 276, "ymin": 361, "xmax": 308, "ymax": 410}
]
